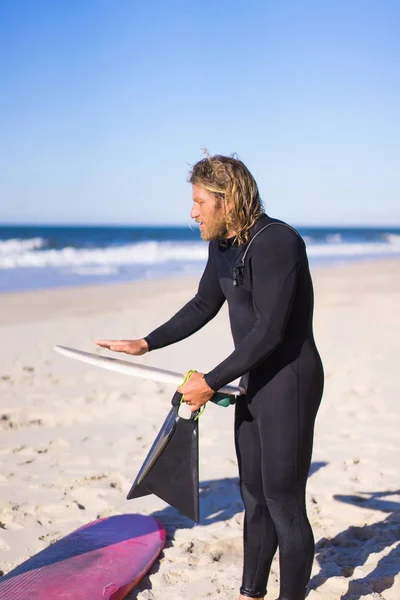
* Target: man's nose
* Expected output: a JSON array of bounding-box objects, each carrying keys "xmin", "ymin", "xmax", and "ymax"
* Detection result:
[{"xmin": 190, "ymin": 204, "xmax": 199, "ymax": 219}]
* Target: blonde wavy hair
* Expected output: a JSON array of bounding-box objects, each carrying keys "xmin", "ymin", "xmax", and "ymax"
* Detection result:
[{"xmin": 188, "ymin": 153, "xmax": 264, "ymax": 245}]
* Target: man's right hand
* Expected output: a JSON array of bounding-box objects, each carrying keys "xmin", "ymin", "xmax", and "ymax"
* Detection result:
[{"xmin": 94, "ymin": 339, "xmax": 149, "ymax": 355}]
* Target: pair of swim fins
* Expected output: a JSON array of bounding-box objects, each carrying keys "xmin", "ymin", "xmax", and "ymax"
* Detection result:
[{"xmin": 127, "ymin": 391, "xmax": 200, "ymax": 522}]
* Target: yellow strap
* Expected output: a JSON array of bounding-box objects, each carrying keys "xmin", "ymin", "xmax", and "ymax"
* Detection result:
[{"xmin": 180, "ymin": 369, "xmax": 206, "ymax": 420}]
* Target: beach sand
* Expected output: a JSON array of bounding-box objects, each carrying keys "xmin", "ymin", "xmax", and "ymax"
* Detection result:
[{"xmin": 0, "ymin": 258, "xmax": 399, "ymax": 599}]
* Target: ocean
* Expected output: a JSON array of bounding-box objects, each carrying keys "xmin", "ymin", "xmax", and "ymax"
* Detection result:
[{"xmin": 1, "ymin": 224, "xmax": 399, "ymax": 293}]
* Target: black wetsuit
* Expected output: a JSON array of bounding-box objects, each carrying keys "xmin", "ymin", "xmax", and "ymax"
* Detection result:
[{"xmin": 145, "ymin": 214, "xmax": 324, "ymax": 600}]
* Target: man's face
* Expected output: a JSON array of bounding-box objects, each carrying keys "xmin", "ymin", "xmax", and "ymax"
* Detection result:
[{"xmin": 190, "ymin": 184, "xmax": 229, "ymax": 241}]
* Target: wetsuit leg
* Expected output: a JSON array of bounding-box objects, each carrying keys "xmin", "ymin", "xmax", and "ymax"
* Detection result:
[
  {"xmin": 236, "ymin": 351, "xmax": 323, "ymax": 600},
  {"xmin": 235, "ymin": 399, "xmax": 278, "ymax": 598}
]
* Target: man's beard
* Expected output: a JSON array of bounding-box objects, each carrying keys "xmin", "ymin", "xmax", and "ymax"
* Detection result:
[
  {"xmin": 199, "ymin": 207, "xmax": 229, "ymax": 241},
  {"xmin": 200, "ymin": 218, "xmax": 228, "ymax": 241}
]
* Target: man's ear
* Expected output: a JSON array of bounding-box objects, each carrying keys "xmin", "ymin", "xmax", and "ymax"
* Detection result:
[{"xmin": 224, "ymin": 196, "xmax": 233, "ymax": 214}]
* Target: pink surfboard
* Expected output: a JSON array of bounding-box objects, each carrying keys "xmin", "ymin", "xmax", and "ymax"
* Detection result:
[{"xmin": 0, "ymin": 514, "xmax": 166, "ymax": 600}]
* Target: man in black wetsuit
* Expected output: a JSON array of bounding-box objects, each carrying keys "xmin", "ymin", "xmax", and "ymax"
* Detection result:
[{"xmin": 96, "ymin": 154, "xmax": 324, "ymax": 600}]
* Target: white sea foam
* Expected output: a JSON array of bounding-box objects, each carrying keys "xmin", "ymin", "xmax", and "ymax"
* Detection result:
[
  {"xmin": 1, "ymin": 235, "xmax": 400, "ymax": 271},
  {"xmin": 326, "ymin": 233, "xmax": 343, "ymax": 244},
  {"xmin": 0, "ymin": 237, "xmax": 47, "ymax": 255},
  {"xmin": 383, "ymin": 233, "xmax": 400, "ymax": 247},
  {"xmin": 306, "ymin": 235, "xmax": 400, "ymax": 258},
  {"xmin": 70, "ymin": 266, "xmax": 120, "ymax": 276},
  {"xmin": 0, "ymin": 241, "xmax": 208, "ymax": 269}
]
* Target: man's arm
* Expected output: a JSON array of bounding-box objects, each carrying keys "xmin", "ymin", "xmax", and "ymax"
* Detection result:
[
  {"xmin": 144, "ymin": 242, "xmax": 225, "ymax": 351},
  {"xmin": 204, "ymin": 228, "xmax": 303, "ymax": 391}
]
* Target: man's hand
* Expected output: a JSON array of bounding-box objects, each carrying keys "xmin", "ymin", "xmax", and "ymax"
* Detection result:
[
  {"xmin": 178, "ymin": 372, "xmax": 214, "ymax": 413},
  {"xmin": 94, "ymin": 339, "xmax": 149, "ymax": 355}
]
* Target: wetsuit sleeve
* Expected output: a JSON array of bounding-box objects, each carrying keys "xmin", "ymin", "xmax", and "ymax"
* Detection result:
[
  {"xmin": 144, "ymin": 243, "xmax": 225, "ymax": 351},
  {"xmin": 204, "ymin": 229, "xmax": 303, "ymax": 391}
]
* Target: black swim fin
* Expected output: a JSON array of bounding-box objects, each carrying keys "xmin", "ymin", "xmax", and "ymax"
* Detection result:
[{"xmin": 127, "ymin": 391, "xmax": 199, "ymax": 522}]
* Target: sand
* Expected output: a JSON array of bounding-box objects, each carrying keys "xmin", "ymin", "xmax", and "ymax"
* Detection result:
[{"xmin": 0, "ymin": 258, "xmax": 399, "ymax": 599}]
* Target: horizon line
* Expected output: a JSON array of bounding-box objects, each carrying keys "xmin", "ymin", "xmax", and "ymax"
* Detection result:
[{"xmin": 1, "ymin": 222, "xmax": 400, "ymax": 229}]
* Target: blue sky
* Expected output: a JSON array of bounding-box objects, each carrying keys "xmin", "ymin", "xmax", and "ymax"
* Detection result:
[{"xmin": 0, "ymin": 0, "xmax": 399, "ymax": 226}]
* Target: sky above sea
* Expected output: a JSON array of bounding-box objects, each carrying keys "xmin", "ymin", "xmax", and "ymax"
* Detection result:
[{"xmin": 0, "ymin": 0, "xmax": 399, "ymax": 227}]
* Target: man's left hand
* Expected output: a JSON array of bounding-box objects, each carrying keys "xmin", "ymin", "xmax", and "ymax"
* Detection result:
[{"xmin": 178, "ymin": 372, "xmax": 214, "ymax": 413}]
